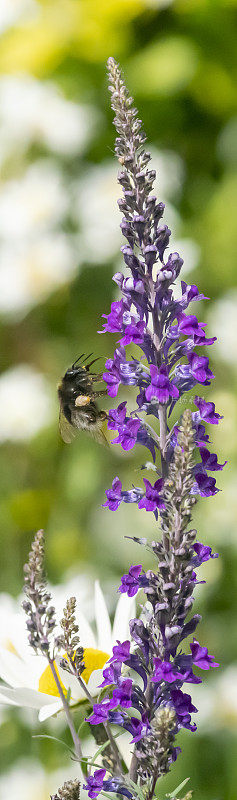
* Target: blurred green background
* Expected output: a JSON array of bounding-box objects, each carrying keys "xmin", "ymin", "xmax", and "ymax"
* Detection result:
[{"xmin": 0, "ymin": 0, "xmax": 237, "ymax": 798}]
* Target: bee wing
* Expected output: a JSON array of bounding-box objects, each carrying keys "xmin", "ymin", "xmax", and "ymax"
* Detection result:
[
  {"xmin": 71, "ymin": 407, "xmax": 109, "ymax": 447},
  {"xmin": 89, "ymin": 420, "xmax": 109, "ymax": 448},
  {"xmin": 59, "ymin": 408, "xmax": 77, "ymax": 444}
]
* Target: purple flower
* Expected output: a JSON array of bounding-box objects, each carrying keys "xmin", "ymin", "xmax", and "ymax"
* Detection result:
[
  {"xmin": 101, "ymin": 300, "xmax": 126, "ymax": 334},
  {"xmin": 113, "ymin": 678, "xmax": 133, "ymax": 708},
  {"xmin": 198, "ymin": 447, "xmax": 227, "ymax": 471},
  {"xmin": 119, "ymin": 320, "xmax": 147, "ymax": 347},
  {"xmin": 177, "ymin": 313, "xmax": 216, "ymax": 347},
  {"xmin": 83, "ymin": 770, "xmax": 106, "ymax": 799},
  {"xmin": 107, "ymin": 402, "xmax": 127, "ymax": 430},
  {"xmin": 190, "ymin": 638, "xmax": 219, "ymax": 670},
  {"xmin": 180, "ymin": 281, "xmax": 209, "ymax": 306},
  {"xmin": 152, "ymin": 658, "xmax": 181, "ymax": 684},
  {"xmin": 145, "ymin": 364, "xmax": 179, "ymax": 404},
  {"xmin": 178, "ymin": 313, "xmax": 207, "ymax": 338},
  {"xmin": 124, "ymin": 714, "xmax": 151, "ymax": 743},
  {"xmin": 101, "ymin": 299, "xmax": 147, "ymax": 346},
  {"xmin": 171, "ymin": 689, "xmax": 198, "ymax": 731},
  {"xmin": 86, "ymin": 698, "xmax": 117, "ymax": 725},
  {"xmin": 138, "ymin": 478, "xmax": 165, "ymax": 517},
  {"xmin": 193, "ymin": 471, "xmax": 219, "ymax": 497},
  {"xmin": 103, "ymin": 477, "xmax": 142, "ymax": 511},
  {"xmin": 188, "ymin": 353, "xmax": 214, "ymax": 385},
  {"xmin": 109, "ymin": 639, "xmax": 131, "ymax": 663},
  {"xmin": 192, "ymin": 541, "xmax": 218, "ymax": 566},
  {"xmin": 113, "ymin": 417, "xmax": 141, "ymax": 451},
  {"xmin": 194, "ymin": 396, "xmax": 223, "ymax": 424},
  {"xmin": 104, "ymin": 779, "xmax": 133, "ymax": 799},
  {"xmin": 103, "ymin": 347, "xmax": 145, "ymax": 398},
  {"xmin": 103, "ymin": 476, "xmax": 122, "ymax": 510},
  {"xmin": 194, "ymin": 422, "xmax": 211, "ymax": 446},
  {"xmin": 119, "ymin": 565, "xmax": 143, "ymax": 597},
  {"xmin": 99, "ymin": 661, "xmax": 121, "ymax": 688}
]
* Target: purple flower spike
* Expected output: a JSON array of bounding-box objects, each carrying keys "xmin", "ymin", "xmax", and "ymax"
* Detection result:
[
  {"xmin": 119, "ymin": 565, "xmax": 143, "ymax": 597},
  {"xmin": 190, "ymin": 638, "xmax": 219, "ymax": 670},
  {"xmin": 145, "ymin": 364, "xmax": 179, "ymax": 404},
  {"xmin": 85, "ymin": 58, "xmax": 224, "ymax": 792},
  {"xmin": 83, "ymin": 770, "xmax": 106, "ymax": 800}
]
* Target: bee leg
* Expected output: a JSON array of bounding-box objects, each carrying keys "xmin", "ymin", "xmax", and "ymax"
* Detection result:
[
  {"xmin": 90, "ymin": 372, "xmax": 104, "ymax": 382},
  {"xmin": 99, "ymin": 410, "xmax": 107, "ymax": 420},
  {"xmin": 75, "ymin": 395, "xmax": 91, "ymax": 407},
  {"xmin": 91, "ymin": 389, "xmax": 108, "ymax": 399}
]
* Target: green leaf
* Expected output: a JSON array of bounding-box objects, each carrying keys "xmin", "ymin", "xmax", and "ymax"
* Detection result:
[{"xmin": 166, "ymin": 777, "xmax": 190, "ymax": 798}]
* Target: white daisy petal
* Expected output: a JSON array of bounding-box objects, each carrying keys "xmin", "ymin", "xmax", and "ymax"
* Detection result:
[
  {"xmin": 0, "ymin": 646, "xmax": 35, "ymax": 689},
  {"xmin": 87, "ymin": 668, "xmax": 104, "ymax": 697},
  {"xmin": 55, "ymin": 661, "xmax": 85, "ymax": 702},
  {"xmin": 0, "ymin": 685, "xmax": 56, "ymax": 709},
  {"xmin": 75, "ymin": 609, "xmax": 96, "ymax": 649},
  {"xmin": 94, "ymin": 581, "xmax": 112, "ymax": 653},
  {"xmin": 112, "ymin": 594, "xmax": 136, "ymax": 646},
  {"xmin": 38, "ymin": 699, "xmax": 64, "ymax": 721}
]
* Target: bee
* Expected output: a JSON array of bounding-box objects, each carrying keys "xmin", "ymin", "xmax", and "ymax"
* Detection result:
[{"xmin": 58, "ymin": 354, "xmax": 108, "ymax": 445}]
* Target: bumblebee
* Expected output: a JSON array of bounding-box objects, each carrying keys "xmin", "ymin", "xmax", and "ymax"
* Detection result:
[{"xmin": 58, "ymin": 354, "xmax": 108, "ymax": 445}]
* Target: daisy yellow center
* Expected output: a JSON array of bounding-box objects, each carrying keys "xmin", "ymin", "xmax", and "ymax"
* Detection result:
[{"xmin": 38, "ymin": 647, "xmax": 109, "ymax": 698}]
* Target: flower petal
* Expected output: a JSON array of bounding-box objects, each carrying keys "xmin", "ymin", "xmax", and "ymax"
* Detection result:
[
  {"xmin": 112, "ymin": 593, "xmax": 136, "ymax": 645},
  {"xmin": 87, "ymin": 668, "xmax": 104, "ymax": 697},
  {"xmin": 38, "ymin": 699, "xmax": 64, "ymax": 721},
  {"xmin": 75, "ymin": 609, "xmax": 96, "ymax": 649},
  {"xmin": 94, "ymin": 581, "xmax": 112, "ymax": 653},
  {"xmin": 55, "ymin": 660, "xmax": 86, "ymax": 702},
  {"xmin": 0, "ymin": 646, "xmax": 35, "ymax": 689},
  {"xmin": 0, "ymin": 685, "xmax": 56, "ymax": 709}
]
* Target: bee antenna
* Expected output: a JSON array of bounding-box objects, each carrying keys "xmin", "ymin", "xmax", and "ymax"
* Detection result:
[
  {"xmin": 83, "ymin": 352, "xmax": 93, "ymax": 363},
  {"xmin": 86, "ymin": 356, "xmax": 101, "ymax": 370},
  {"xmin": 72, "ymin": 354, "xmax": 85, "ymax": 368}
]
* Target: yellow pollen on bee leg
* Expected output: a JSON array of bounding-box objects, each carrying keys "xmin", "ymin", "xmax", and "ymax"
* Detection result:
[
  {"xmin": 38, "ymin": 648, "xmax": 109, "ymax": 697},
  {"xmin": 75, "ymin": 395, "xmax": 90, "ymax": 407}
]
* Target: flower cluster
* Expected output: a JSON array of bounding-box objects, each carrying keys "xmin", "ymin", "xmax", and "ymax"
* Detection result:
[
  {"xmin": 83, "ymin": 57, "xmax": 224, "ymax": 799},
  {"xmin": 17, "ymin": 57, "xmax": 223, "ymax": 800}
]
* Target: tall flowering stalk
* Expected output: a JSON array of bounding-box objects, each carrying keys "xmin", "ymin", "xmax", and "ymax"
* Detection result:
[
  {"xmin": 83, "ymin": 58, "xmax": 223, "ymax": 798},
  {"xmin": 20, "ymin": 59, "xmax": 224, "ymax": 800}
]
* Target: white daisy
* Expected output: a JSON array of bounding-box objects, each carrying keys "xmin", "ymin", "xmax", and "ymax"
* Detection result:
[
  {"xmin": 0, "ymin": 75, "xmax": 99, "ymax": 158},
  {"xmin": 0, "ymin": 365, "xmax": 53, "ymax": 442},
  {"xmin": 0, "ymin": 582, "xmax": 135, "ymax": 722}
]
